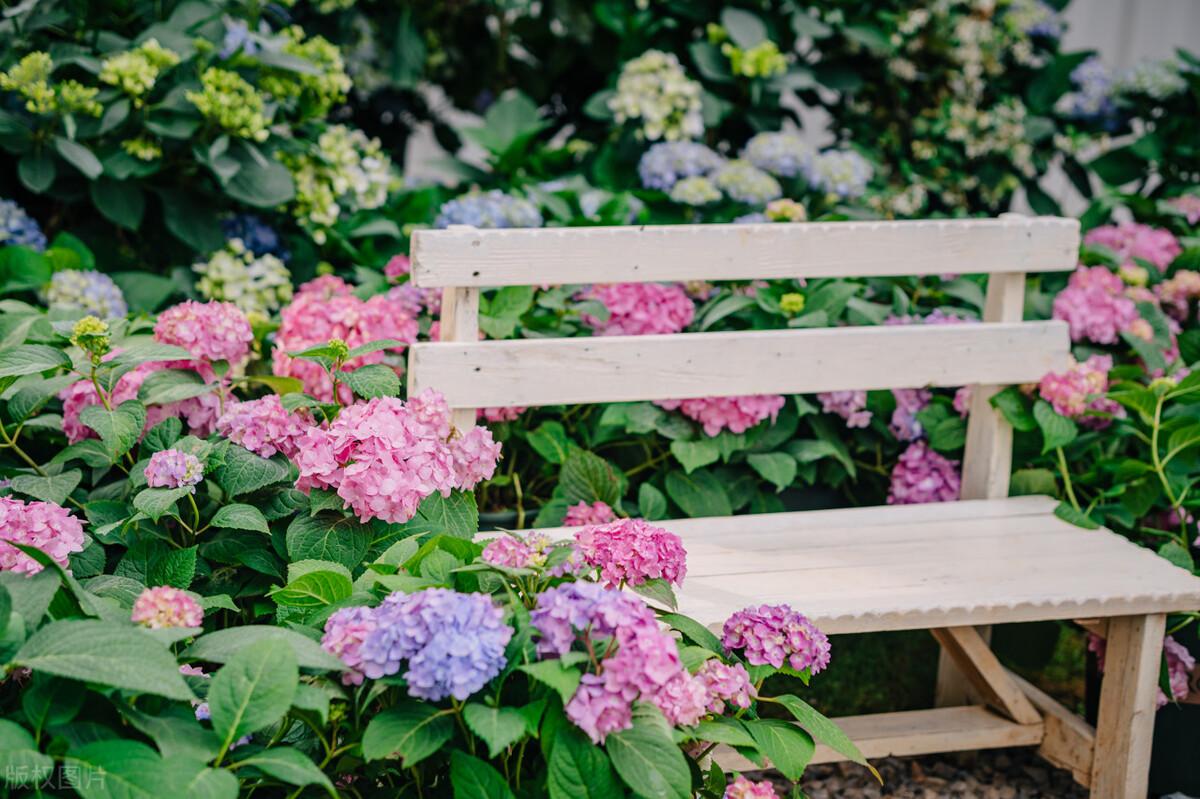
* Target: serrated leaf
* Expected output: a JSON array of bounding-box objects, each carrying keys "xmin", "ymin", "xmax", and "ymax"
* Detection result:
[
  {"xmin": 0, "ymin": 344, "xmax": 71, "ymax": 377},
  {"xmin": 342, "ymin": 363, "xmax": 401, "ymax": 399},
  {"xmin": 133, "ymin": 486, "xmax": 191, "ymax": 522},
  {"xmin": 208, "ymin": 639, "xmax": 298, "ymax": 750},
  {"xmin": 518, "ymin": 659, "xmax": 583, "ymax": 704},
  {"xmin": 463, "ymin": 703, "xmax": 529, "ymax": 758},
  {"xmin": 670, "ymin": 439, "xmax": 720, "ymax": 473},
  {"xmin": 230, "ymin": 747, "xmax": 334, "ymax": 795},
  {"xmin": 79, "ymin": 399, "xmax": 145, "ymax": 459},
  {"xmin": 606, "ymin": 705, "xmax": 690, "ymax": 799},
  {"xmin": 210, "ymin": 503, "xmax": 269, "ymax": 534},
  {"xmin": 213, "ymin": 445, "xmax": 291, "ymax": 497},
  {"xmin": 183, "ymin": 626, "xmax": 345, "ymax": 672},
  {"xmin": 560, "ymin": 450, "xmax": 621, "ymax": 506},
  {"xmin": 744, "ymin": 717, "xmax": 815, "ymax": 781},
  {"xmin": 747, "ymin": 452, "xmax": 797, "ymax": 491},
  {"xmin": 362, "ymin": 701, "xmax": 454, "ymax": 765},
  {"xmin": 10, "ymin": 470, "xmax": 81, "ymax": 506},
  {"xmin": 1033, "ymin": 400, "xmax": 1078, "ymax": 453}
]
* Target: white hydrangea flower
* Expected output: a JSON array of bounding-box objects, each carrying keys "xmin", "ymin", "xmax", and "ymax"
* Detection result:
[
  {"xmin": 194, "ymin": 238, "xmax": 293, "ymax": 317},
  {"xmin": 608, "ymin": 50, "xmax": 704, "ymax": 142}
]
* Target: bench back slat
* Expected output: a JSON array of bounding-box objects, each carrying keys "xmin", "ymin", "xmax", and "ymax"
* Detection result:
[
  {"xmin": 407, "ymin": 321, "xmax": 1071, "ymax": 409},
  {"xmin": 410, "ymin": 217, "xmax": 1080, "ymax": 288}
]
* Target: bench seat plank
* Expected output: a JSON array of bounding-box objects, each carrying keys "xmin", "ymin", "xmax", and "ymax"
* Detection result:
[{"xmin": 538, "ymin": 496, "xmax": 1200, "ymax": 634}]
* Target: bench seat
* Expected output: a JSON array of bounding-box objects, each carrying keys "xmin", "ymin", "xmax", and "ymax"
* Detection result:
[{"xmin": 543, "ymin": 495, "xmax": 1200, "ymax": 635}]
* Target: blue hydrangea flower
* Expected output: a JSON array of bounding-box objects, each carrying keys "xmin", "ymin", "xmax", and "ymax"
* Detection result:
[
  {"xmin": 712, "ymin": 161, "xmax": 782, "ymax": 205},
  {"xmin": 358, "ymin": 588, "xmax": 513, "ymax": 701},
  {"xmin": 221, "ymin": 213, "xmax": 289, "ymax": 260},
  {"xmin": 637, "ymin": 142, "xmax": 725, "ymax": 191},
  {"xmin": 45, "ymin": 270, "xmax": 128, "ymax": 318},
  {"xmin": 1057, "ymin": 57, "xmax": 1118, "ymax": 128},
  {"xmin": 220, "ymin": 18, "xmax": 261, "ymax": 58},
  {"xmin": 1012, "ymin": 0, "xmax": 1065, "ymax": 38},
  {"xmin": 434, "ymin": 190, "xmax": 543, "ymax": 229},
  {"xmin": 741, "ymin": 132, "xmax": 814, "ymax": 179},
  {"xmin": 0, "ymin": 198, "xmax": 47, "ymax": 252},
  {"xmin": 805, "ymin": 150, "xmax": 873, "ymax": 199},
  {"xmin": 733, "ymin": 212, "xmax": 769, "ymax": 224}
]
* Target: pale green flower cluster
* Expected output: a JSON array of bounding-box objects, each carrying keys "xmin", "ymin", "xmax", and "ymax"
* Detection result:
[
  {"xmin": 283, "ymin": 125, "xmax": 393, "ymax": 241},
  {"xmin": 722, "ymin": 41, "xmax": 788, "ymax": 79},
  {"xmin": 122, "ymin": 136, "xmax": 162, "ymax": 161},
  {"xmin": 259, "ymin": 26, "xmax": 352, "ymax": 117},
  {"xmin": 187, "ymin": 68, "xmax": 270, "ymax": 141},
  {"xmin": 1118, "ymin": 59, "xmax": 1189, "ymax": 100},
  {"xmin": 0, "ymin": 52, "xmax": 101, "ymax": 116},
  {"xmin": 194, "ymin": 238, "xmax": 293, "ymax": 316},
  {"xmin": 99, "ymin": 39, "xmax": 180, "ymax": 103},
  {"xmin": 669, "ymin": 176, "xmax": 721, "ymax": 206},
  {"xmin": 608, "ymin": 50, "xmax": 704, "ymax": 142},
  {"xmin": 944, "ymin": 97, "xmax": 1034, "ymax": 177}
]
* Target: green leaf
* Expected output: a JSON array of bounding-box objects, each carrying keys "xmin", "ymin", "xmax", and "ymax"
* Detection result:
[
  {"xmin": 480, "ymin": 286, "xmax": 535, "ymax": 339},
  {"xmin": 110, "ymin": 272, "xmax": 177, "ymax": 313},
  {"xmin": 1033, "ymin": 400, "xmax": 1078, "ymax": 454},
  {"xmin": 342, "ymin": 363, "xmax": 401, "ymax": 399},
  {"xmin": 631, "ymin": 577, "xmax": 678, "ymax": 611},
  {"xmin": 183, "ymin": 626, "xmax": 346, "ymax": 672},
  {"xmin": 670, "ymin": 439, "xmax": 720, "ymax": 473},
  {"xmin": 744, "ymin": 718, "xmax": 815, "ymax": 780},
  {"xmin": 464, "ymin": 703, "xmax": 529, "ymax": 758},
  {"xmin": 270, "ymin": 567, "xmax": 353, "ymax": 609},
  {"xmin": 989, "ymin": 386, "xmax": 1037, "ymax": 432},
  {"xmin": 560, "ymin": 450, "xmax": 621, "ymax": 506},
  {"xmin": 527, "ymin": 421, "xmax": 572, "ymax": 464},
  {"xmin": 231, "ymin": 747, "xmax": 334, "ymax": 795},
  {"xmin": 0, "ymin": 344, "xmax": 71, "ymax": 377},
  {"xmin": 771, "ymin": 695, "xmax": 879, "ymax": 780},
  {"xmin": 722, "ymin": 7, "xmax": 768, "ymax": 47},
  {"xmin": 91, "ymin": 178, "xmax": 145, "ymax": 230},
  {"xmin": 13, "ymin": 620, "xmax": 194, "ymax": 700},
  {"xmin": 660, "ymin": 611, "xmax": 725, "ymax": 654},
  {"xmin": 1053, "ymin": 501, "xmax": 1101, "ymax": 530},
  {"xmin": 159, "ymin": 190, "xmax": 224, "ymax": 252},
  {"xmin": 54, "ymin": 136, "xmax": 103, "ymax": 178},
  {"xmin": 1158, "ymin": 541, "xmax": 1195, "ymax": 572},
  {"xmin": 133, "ymin": 486, "xmax": 191, "ymax": 521},
  {"xmin": 180, "ymin": 765, "xmax": 238, "ymax": 799},
  {"xmin": 402, "ymin": 491, "xmax": 479, "ymax": 539},
  {"xmin": 548, "ymin": 725, "xmax": 623, "ymax": 799},
  {"xmin": 583, "ymin": 89, "xmax": 615, "ymax": 120},
  {"xmin": 208, "ymin": 639, "xmax": 298, "ymax": 749},
  {"xmin": 142, "ymin": 417, "xmax": 183, "ymax": 453},
  {"xmin": 138, "ymin": 369, "xmax": 210, "ymax": 405},
  {"xmin": 210, "ymin": 503, "xmax": 269, "ymax": 534},
  {"xmin": 79, "ymin": 400, "xmax": 146, "ymax": 459},
  {"xmin": 606, "ymin": 705, "xmax": 690, "ymax": 799},
  {"xmin": 1010, "ymin": 468, "xmax": 1058, "ymax": 497},
  {"xmin": 450, "ymin": 750, "xmax": 517, "ymax": 799},
  {"xmin": 224, "ymin": 149, "xmax": 295, "ymax": 208},
  {"xmin": 686, "ymin": 717, "xmax": 756, "ymax": 748},
  {"xmin": 518, "ymin": 659, "xmax": 583, "ymax": 704},
  {"xmin": 18, "ymin": 150, "xmax": 56, "ymax": 193},
  {"xmin": 362, "ymin": 701, "xmax": 454, "ymax": 765},
  {"xmin": 747, "ymin": 452, "xmax": 798, "ymax": 491},
  {"xmin": 1, "ymin": 569, "xmax": 60, "ymax": 628},
  {"xmin": 638, "ymin": 483, "xmax": 668, "ymax": 521},
  {"xmin": 148, "ymin": 545, "xmax": 198, "ymax": 589},
  {"xmin": 122, "ymin": 706, "xmax": 220, "ymax": 763},
  {"xmin": 65, "ymin": 740, "xmax": 176, "ymax": 799},
  {"xmin": 286, "ymin": 514, "xmax": 371, "ymax": 570},
  {"xmin": 213, "ymin": 445, "xmax": 291, "ymax": 497},
  {"xmin": 10, "ymin": 469, "xmax": 81, "ymax": 505},
  {"xmin": 665, "ymin": 469, "xmax": 732, "ymax": 517}
]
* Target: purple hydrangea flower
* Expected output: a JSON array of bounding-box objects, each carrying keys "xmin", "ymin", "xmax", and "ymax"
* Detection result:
[
  {"xmin": 722, "ymin": 604, "xmax": 831, "ymax": 674},
  {"xmin": 0, "ymin": 198, "xmax": 47, "ymax": 251},
  {"xmin": 144, "ymin": 449, "xmax": 204, "ymax": 489},
  {"xmin": 434, "ymin": 190, "xmax": 542, "ymax": 229},
  {"xmin": 888, "ymin": 441, "xmax": 961, "ymax": 504},
  {"xmin": 637, "ymin": 141, "xmax": 725, "ymax": 191}
]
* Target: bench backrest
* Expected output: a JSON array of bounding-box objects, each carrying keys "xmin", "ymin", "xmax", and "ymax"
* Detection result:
[{"xmin": 407, "ymin": 217, "xmax": 1080, "ymax": 501}]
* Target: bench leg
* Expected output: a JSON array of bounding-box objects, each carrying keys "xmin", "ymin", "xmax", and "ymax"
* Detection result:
[
  {"xmin": 1090, "ymin": 614, "xmax": 1165, "ymax": 798},
  {"xmin": 934, "ymin": 625, "xmax": 992, "ymax": 707}
]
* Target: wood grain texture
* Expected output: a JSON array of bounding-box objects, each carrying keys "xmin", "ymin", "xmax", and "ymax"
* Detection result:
[
  {"xmin": 408, "ymin": 321, "xmax": 1071, "ymax": 409},
  {"xmin": 1008, "ymin": 670, "xmax": 1095, "ymax": 787},
  {"xmin": 1091, "ymin": 614, "xmax": 1166, "ymax": 798},
  {"xmin": 410, "ymin": 217, "xmax": 1081, "ymax": 287},
  {"xmin": 434, "ymin": 285, "xmax": 479, "ymax": 431},
  {"xmin": 929, "ymin": 627, "xmax": 1042, "ymax": 725}
]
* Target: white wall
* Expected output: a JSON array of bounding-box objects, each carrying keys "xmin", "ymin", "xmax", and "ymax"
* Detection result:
[{"xmin": 1063, "ymin": 0, "xmax": 1200, "ymax": 70}]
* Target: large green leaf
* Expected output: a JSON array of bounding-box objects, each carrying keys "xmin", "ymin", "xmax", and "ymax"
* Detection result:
[
  {"xmin": 747, "ymin": 452, "xmax": 798, "ymax": 491},
  {"xmin": 401, "ymin": 491, "xmax": 479, "ymax": 539},
  {"xmin": 207, "ymin": 639, "xmax": 298, "ymax": 751},
  {"xmin": 65, "ymin": 740, "xmax": 179, "ymax": 799},
  {"xmin": 79, "ymin": 400, "xmax": 146, "ymax": 459},
  {"xmin": 54, "ymin": 136, "xmax": 103, "ymax": 179},
  {"xmin": 362, "ymin": 701, "xmax": 454, "ymax": 765},
  {"xmin": 10, "ymin": 469, "xmax": 81, "ymax": 505},
  {"xmin": 547, "ymin": 725, "xmax": 622, "ymax": 799},
  {"xmin": 213, "ymin": 445, "xmax": 292, "ymax": 497},
  {"xmin": 133, "ymin": 486, "xmax": 191, "ymax": 522},
  {"xmin": 606, "ymin": 705, "xmax": 690, "ymax": 799},
  {"xmin": 138, "ymin": 369, "xmax": 211, "ymax": 405},
  {"xmin": 463, "ymin": 703, "xmax": 529, "ymax": 758},
  {"xmin": 1033, "ymin": 399, "xmax": 1078, "ymax": 454},
  {"xmin": 342, "ymin": 363, "xmax": 401, "ymax": 399},
  {"xmin": 771, "ymin": 695, "xmax": 879, "ymax": 780},
  {"xmin": 0, "ymin": 719, "xmax": 54, "ymax": 785},
  {"xmin": 286, "ymin": 514, "xmax": 371, "ymax": 570},
  {"xmin": 560, "ymin": 450, "xmax": 621, "ymax": 506},
  {"xmin": 183, "ymin": 626, "xmax": 346, "ymax": 672},
  {"xmin": 270, "ymin": 563, "xmax": 353, "ymax": 608},
  {"xmin": 450, "ymin": 751, "xmax": 517, "ymax": 799},
  {"xmin": 664, "ymin": 468, "xmax": 732, "ymax": 517},
  {"xmin": 230, "ymin": 747, "xmax": 335, "ymax": 795},
  {"xmin": 670, "ymin": 439, "xmax": 720, "ymax": 473},
  {"xmin": 744, "ymin": 718, "xmax": 815, "ymax": 780},
  {"xmin": 210, "ymin": 503, "xmax": 269, "ymax": 534},
  {"xmin": 0, "ymin": 345, "xmax": 71, "ymax": 377},
  {"xmin": 224, "ymin": 149, "xmax": 296, "ymax": 208},
  {"xmin": 13, "ymin": 620, "xmax": 194, "ymax": 700}
]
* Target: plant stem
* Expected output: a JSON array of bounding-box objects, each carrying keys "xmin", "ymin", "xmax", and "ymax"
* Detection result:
[{"xmin": 1055, "ymin": 447, "xmax": 1081, "ymax": 513}]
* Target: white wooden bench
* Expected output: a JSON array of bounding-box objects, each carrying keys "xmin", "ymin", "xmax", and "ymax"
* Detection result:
[{"xmin": 406, "ymin": 218, "xmax": 1200, "ymax": 798}]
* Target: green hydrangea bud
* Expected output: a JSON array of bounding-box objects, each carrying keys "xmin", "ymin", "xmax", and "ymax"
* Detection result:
[
  {"xmin": 70, "ymin": 315, "xmax": 112, "ymax": 360},
  {"xmin": 780, "ymin": 293, "xmax": 806, "ymax": 315},
  {"xmin": 186, "ymin": 68, "xmax": 270, "ymax": 141},
  {"xmin": 327, "ymin": 338, "xmax": 350, "ymax": 362}
]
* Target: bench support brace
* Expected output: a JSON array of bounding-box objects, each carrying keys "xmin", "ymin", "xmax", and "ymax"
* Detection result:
[{"xmin": 929, "ymin": 626, "xmax": 1041, "ymax": 725}]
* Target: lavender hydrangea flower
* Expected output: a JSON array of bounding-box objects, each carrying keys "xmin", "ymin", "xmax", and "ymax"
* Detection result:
[
  {"xmin": 805, "ymin": 150, "xmax": 872, "ymax": 199},
  {"xmin": 742, "ymin": 131, "xmax": 814, "ymax": 179},
  {"xmin": 45, "ymin": 270, "xmax": 128, "ymax": 318},
  {"xmin": 221, "ymin": 213, "xmax": 289, "ymax": 260},
  {"xmin": 712, "ymin": 161, "xmax": 782, "ymax": 205},
  {"xmin": 637, "ymin": 141, "xmax": 725, "ymax": 191},
  {"xmin": 144, "ymin": 449, "xmax": 205, "ymax": 489},
  {"xmin": 434, "ymin": 190, "xmax": 543, "ymax": 229},
  {"xmin": 358, "ymin": 589, "xmax": 513, "ymax": 701},
  {"xmin": 0, "ymin": 198, "xmax": 47, "ymax": 251},
  {"xmin": 1057, "ymin": 57, "xmax": 1118, "ymax": 127}
]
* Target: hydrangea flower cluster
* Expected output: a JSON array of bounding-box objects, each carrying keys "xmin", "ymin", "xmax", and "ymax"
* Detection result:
[
  {"xmin": 481, "ymin": 532, "xmax": 554, "ymax": 570},
  {"xmin": 573, "ymin": 518, "xmax": 687, "ymax": 589},
  {"xmin": 293, "ymin": 392, "xmax": 499, "ymax": 524},
  {"xmin": 194, "ymin": 238, "xmax": 293, "ymax": 316},
  {"xmin": 187, "ymin": 67, "xmax": 270, "ymax": 141},
  {"xmin": 350, "ymin": 589, "xmax": 513, "ymax": 701},
  {"xmin": 272, "ymin": 275, "xmax": 417, "ymax": 401},
  {"xmin": 221, "ymin": 214, "xmax": 289, "ymax": 260},
  {"xmin": 581, "ymin": 282, "xmax": 695, "ymax": 336},
  {"xmin": 670, "ymin": 176, "xmax": 722, "ymax": 206},
  {"xmin": 45, "ymin": 270, "xmax": 128, "ymax": 318},
  {"xmin": 1169, "ymin": 195, "xmax": 1200, "ymax": 226},
  {"xmin": 722, "ymin": 604, "xmax": 831, "ymax": 674},
  {"xmin": 1084, "ymin": 223, "xmax": 1181, "ymax": 270},
  {"xmin": 320, "ymin": 606, "xmax": 377, "ymax": 685},
  {"xmin": 695, "ymin": 659, "xmax": 754, "ymax": 714},
  {"xmin": 216, "ymin": 395, "xmax": 309, "ymax": 459},
  {"xmin": 805, "ymin": 150, "xmax": 873, "ymax": 199},
  {"xmin": 888, "ymin": 441, "xmax": 961, "ymax": 505},
  {"xmin": 1037, "ymin": 355, "xmax": 1123, "ymax": 429},
  {"xmin": 479, "ymin": 406, "xmax": 525, "ymax": 423},
  {"xmin": 98, "ymin": 39, "xmax": 180, "ymax": 101},
  {"xmin": 434, "ymin": 190, "xmax": 543, "ymax": 229},
  {"xmin": 1118, "ymin": 58, "xmax": 1188, "ymax": 100},
  {"xmin": 258, "ymin": 26, "xmax": 352, "ymax": 118},
  {"xmin": 563, "ymin": 500, "xmax": 616, "ymax": 527},
  {"xmin": 891, "ymin": 387, "xmax": 934, "ymax": 441},
  {"xmin": 637, "ymin": 141, "xmax": 725, "ymax": 190},
  {"xmin": 1058, "ymin": 56, "xmax": 1117, "ymax": 125},
  {"xmin": 712, "ymin": 161, "xmax": 783, "ymax": 205},
  {"xmin": 0, "ymin": 198, "xmax": 47, "ymax": 251},
  {"xmin": 131, "ymin": 586, "xmax": 203, "ymax": 629},
  {"xmin": 608, "ymin": 50, "xmax": 704, "ymax": 142},
  {"xmin": 724, "ymin": 776, "xmax": 780, "ymax": 799},
  {"xmin": 818, "ymin": 390, "xmax": 872, "ymax": 429},
  {"xmin": 1090, "ymin": 633, "xmax": 1196, "ymax": 708},
  {"xmin": 0, "ymin": 496, "xmax": 85, "ymax": 574},
  {"xmin": 1157, "ymin": 270, "xmax": 1200, "ymax": 321},
  {"xmin": 742, "ymin": 131, "xmax": 814, "ymax": 179},
  {"xmin": 655, "ymin": 394, "xmax": 786, "ymax": 437},
  {"xmin": 284, "ymin": 125, "xmax": 391, "ymax": 239},
  {"xmin": 1052, "ymin": 265, "xmax": 1139, "ymax": 345},
  {"xmin": 154, "ymin": 300, "xmax": 254, "ymax": 366},
  {"xmin": 144, "ymin": 449, "xmax": 205, "ymax": 489}
]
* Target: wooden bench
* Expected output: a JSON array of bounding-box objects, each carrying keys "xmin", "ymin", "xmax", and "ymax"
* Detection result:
[{"xmin": 406, "ymin": 217, "xmax": 1200, "ymax": 798}]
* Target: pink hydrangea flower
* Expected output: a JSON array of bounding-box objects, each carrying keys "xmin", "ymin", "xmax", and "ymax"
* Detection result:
[
  {"xmin": 216, "ymin": 395, "xmax": 309, "ymax": 459},
  {"xmin": 1156, "ymin": 270, "xmax": 1200, "ymax": 321},
  {"xmin": 1090, "ymin": 633, "xmax": 1196, "ymax": 708},
  {"xmin": 144, "ymin": 449, "xmax": 204, "ymax": 489},
  {"xmin": 695, "ymin": 659, "xmax": 754, "ymax": 713},
  {"xmin": 890, "ymin": 388, "xmax": 932, "ymax": 441},
  {"xmin": 574, "ymin": 518, "xmax": 687, "ymax": 588},
  {"xmin": 563, "ymin": 501, "xmax": 616, "ymax": 527},
  {"xmin": 581, "ymin": 283, "xmax": 695, "ymax": 336},
  {"xmin": 888, "ymin": 441, "xmax": 961, "ymax": 504},
  {"xmin": 1169, "ymin": 195, "xmax": 1200, "ymax": 225},
  {"xmin": 479, "ymin": 406, "xmax": 526, "ymax": 423},
  {"xmin": 272, "ymin": 275, "xmax": 418, "ymax": 402},
  {"xmin": 322, "ymin": 606, "xmax": 379, "ymax": 686},
  {"xmin": 1084, "ymin": 222, "xmax": 1181, "ymax": 270},
  {"xmin": 656, "ymin": 394, "xmax": 786, "ymax": 436},
  {"xmin": 293, "ymin": 392, "xmax": 499, "ymax": 524},
  {"xmin": 722, "ymin": 604, "xmax": 831, "ymax": 674},
  {"xmin": 953, "ymin": 386, "xmax": 972, "ymax": 416},
  {"xmin": 0, "ymin": 496, "xmax": 85, "ymax": 574},
  {"xmin": 1037, "ymin": 355, "xmax": 1123, "ymax": 429},
  {"xmin": 481, "ymin": 532, "xmax": 553, "ymax": 569},
  {"xmin": 725, "ymin": 776, "xmax": 780, "ymax": 799},
  {"xmin": 384, "ymin": 254, "xmax": 411, "ymax": 282},
  {"xmin": 155, "ymin": 300, "xmax": 253, "ymax": 365},
  {"xmin": 131, "ymin": 586, "xmax": 203, "ymax": 629},
  {"xmin": 649, "ymin": 670, "xmax": 708, "ymax": 728},
  {"xmin": 818, "ymin": 390, "xmax": 871, "ymax": 429},
  {"xmin": 1052, "ymin": 265, "xmax": 1141, "ymax": 345}
]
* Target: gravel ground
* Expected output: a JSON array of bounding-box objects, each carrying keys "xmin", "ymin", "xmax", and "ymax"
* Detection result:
[{"xmin": 781, "ymin": 748, "xmax": 1090, "ymax": 798}]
